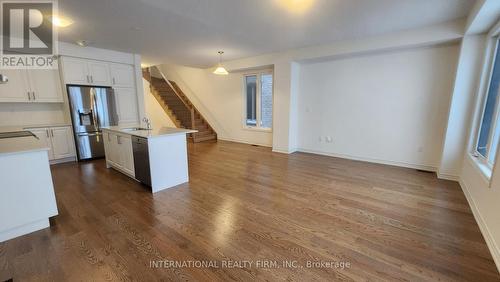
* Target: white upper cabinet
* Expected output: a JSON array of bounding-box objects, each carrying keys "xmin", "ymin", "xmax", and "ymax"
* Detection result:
[
  {"xmin": 60, "ymin": 56, "xmax": 140, "ymax": 125},
  {"xmin": 110, "ymin": 63, "xmax": 135, "ymax": 88},
  {"xmin": 0, "ymin": 69, "xmax": 63, "ymax": 103},
  {"xmin": 0, "ymin": 70, "xmax": 30, "ymax": 102},
  {"xmin": 61, "ymin": 56, "xmax": 111, "ymax": 86},
  {"xmin": 114, "ymin": 87, "xmax": 139, "ymax": 126},
  {"xmin": 88, "ymin": 61, "xmax": 111, "ymax": 86},
  {"xmin": 60, "ymin": 57, "xmax": 89, "ymax": 85},
  {"xmin": 27, "ymin": 69, "xmax": 64, "ymax": 102}
]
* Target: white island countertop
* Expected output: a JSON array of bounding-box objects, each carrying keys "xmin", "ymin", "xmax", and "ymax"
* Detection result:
[
  {"xmin": 0, "ymin": 127, "xmax": 58, "ymax": 243},
  {"xmin": 0, "ymin": 137, "xmax": 50, "ymax": 156},
  {"xmin": 102, "ymin": 126, "xmax": 197, "ymax": 139}
]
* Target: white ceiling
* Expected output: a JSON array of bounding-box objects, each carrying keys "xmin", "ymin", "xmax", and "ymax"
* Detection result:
[{"xmin": 57, "ymin": 0, "xmax": 475, "ymax": 67}]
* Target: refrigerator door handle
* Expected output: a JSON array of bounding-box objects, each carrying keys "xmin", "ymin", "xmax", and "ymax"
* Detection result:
[
  {"xmin": 89, "ymin": 88, "xmax": 100, "ymax": 130},
  {"xmin": 77, "ymin": 132, "xmax": 102, "ymax": 137}
]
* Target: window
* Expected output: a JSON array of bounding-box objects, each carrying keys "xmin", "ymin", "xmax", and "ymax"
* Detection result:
[
  {"xmin": 244, "ymin": 72, "xmax": 273, "ymax": 129},
  {"xmin": 476, "ymin": 38, "xmax": 500, "ymax": 167}
]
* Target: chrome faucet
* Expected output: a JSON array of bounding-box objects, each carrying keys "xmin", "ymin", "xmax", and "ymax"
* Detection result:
[{"xmin": 142, "ymin": 117, "xmax": 152, "ymax": 130}]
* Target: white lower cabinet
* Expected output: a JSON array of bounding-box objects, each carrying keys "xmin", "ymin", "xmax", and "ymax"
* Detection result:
[
  {"xmin": 50, "ymin": 127, "xmax": 76, "ymax": 159},
  {"xmin": 27, "ymin": 126, "xmax": 76, "ymax": 162},
  {"xmin": 29, "ymin": 128, "xmax": 54, "ymax": 160},
  {"xmin": 103, "ymin": 130, "xmax": 135, "ymax": 177}
]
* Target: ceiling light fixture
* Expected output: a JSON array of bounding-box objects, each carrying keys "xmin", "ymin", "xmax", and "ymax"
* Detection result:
[
  {"xmin": 50, "ymin": 15, "xmax": 74, "ymax": 27},
  {"xmin": 213, "ymin": 51, "xmax": 229, "ymax": 75},
  {"xmin": 75, "ymin": 40, "xmax": 89, "ymax": 47}
]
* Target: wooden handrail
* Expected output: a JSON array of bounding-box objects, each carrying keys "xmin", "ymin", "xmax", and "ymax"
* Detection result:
[{"xmin": 169, "ymin": 80, "xmax": 217, "ymax": 136}]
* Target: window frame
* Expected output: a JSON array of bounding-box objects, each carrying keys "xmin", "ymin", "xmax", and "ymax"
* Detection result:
[
  {"xmin": 242, "ymin": 70, "xmax": 274, "ymax": 132},
  {"xmin": 471, "ymin": 20, "xmax": 500, "ymax": 181},
  {"xmin": 474, "ymin": 38, "xmax": 500, "ymax": 168}
]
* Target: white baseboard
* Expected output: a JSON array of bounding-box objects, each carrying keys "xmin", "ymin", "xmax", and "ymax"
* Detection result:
[
  {"xmin": 437, "ymin": 172, "xmax": 460, "ymax": 181},
  {"xmin": 459, "ymin": 178, "xmax": 500, "ymax": 273},
  {"xmin": 272, "ymin": 148, "xmax": 294, "ymax": 154},
  {"xmin": 296, "ymin": 148, "xmax": 437, "ymax": 172},
  {"xmin": 50, "ymin": 156, "xmax": 77, "ymax": 165},
  {"xmin": 218, "ymin": 137, "xmax": 272, "ymax": 148},
  {"xmin": 106, "ymin": 161, "xmax": 135, "ymax": 178}
]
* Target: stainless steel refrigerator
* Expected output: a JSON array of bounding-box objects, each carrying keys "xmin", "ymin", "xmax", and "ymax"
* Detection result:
[{"xmin": 67, "ymin": 85, "xmax": 118, "ymax": 160}]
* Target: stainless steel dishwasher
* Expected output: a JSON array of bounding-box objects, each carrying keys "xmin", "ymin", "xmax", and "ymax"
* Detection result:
[{"xmin": 132, "ymin": 136, "xmax": 152, "ymax": 187}]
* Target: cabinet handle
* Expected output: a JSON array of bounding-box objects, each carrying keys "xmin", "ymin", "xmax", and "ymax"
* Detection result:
[
  {"xmin": 46, "ymin": 129, "xmax": 49, "ymax": 138},
  {"xmin": 27, "ymin": 91, "xmax": 31, "ymax": 101},
  {"xmin": 32, "ymin": 91, "xmax": 35, "ymax": 100},
  {"xmin": 112, "ymin": 77, "xmax": 116, "ymax": 85},
  {"xmin": 51, "ymin": 129, "xmax": 54, "ymax": 137},
  {"xmin": 86, "ymin": 75, "xmax": 90, "ymax": 83},
  {"xmin": 90, "ymin": 75, "xmax": 94, "ymax": 83}
]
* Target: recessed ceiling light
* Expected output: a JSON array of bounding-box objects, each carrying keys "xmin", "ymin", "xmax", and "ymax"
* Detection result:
[
  {"xmin": 75, "ymin": 40, "xmax": 89, "ymax": 47},
  {"xmin": 276, "ymin": 0, "xmax": 315, "ymax": 14},
  {"xmin": 50, "ymin": 15, "xmax": 74, "ymax": 27}
]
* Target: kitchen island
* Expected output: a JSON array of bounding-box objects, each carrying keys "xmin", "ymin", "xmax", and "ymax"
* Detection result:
[
  {"xmin": 0, "ymin": 130, "xmax": 58, "ymax": 242},
  {"xmin": 102, "ymin": 126, "xmax": 196, "ymax": 193}
]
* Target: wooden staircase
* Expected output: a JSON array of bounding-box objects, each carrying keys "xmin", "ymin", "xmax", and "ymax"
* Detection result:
[{"xmin": 143, "ymin": 67, "xmax": 217, "ymax": 142}]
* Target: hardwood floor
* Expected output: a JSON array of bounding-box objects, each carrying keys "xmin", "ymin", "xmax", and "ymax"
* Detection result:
[{"xmin": 1, "ymin": 140, "xmax": 499, "ymax": 281}]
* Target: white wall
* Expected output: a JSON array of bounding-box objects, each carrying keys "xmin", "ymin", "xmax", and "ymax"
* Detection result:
[
  {"xmin": 156, "ymin": 64, "xmax": 274, "ymax": 147},
  {"xmin": 456, "ymin": 35, "xmax": 500, "ymax": 271},
  {"xmin": 0, "ymin": 103, "xmax": 68, "ymax": 127},
  {"xmin": 148, "ymin": 21, "xmax": 464, "ymax": 151},
  {"xmin": 218, "ymin": 20, "xmax": 464, "ymax": 153},
  {"xmin": 461, "ymin": 156, "xmax": 500, "ymax": 270},
  {"xmin": 297, "ymin": 44, "xmax": 459, "ymax": 170},
  {"xmin": 439, "ymin": 35, "xmax": 486, "ymax": 179}
]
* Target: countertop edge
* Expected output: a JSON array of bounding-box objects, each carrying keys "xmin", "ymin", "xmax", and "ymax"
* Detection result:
[
  {"xmin": 102, "ymin": 127, "xmax": 197, "ymax": 139},
  {"xmin": 0, "ymin": 146, "xmax": 50, "ymax": 157}
]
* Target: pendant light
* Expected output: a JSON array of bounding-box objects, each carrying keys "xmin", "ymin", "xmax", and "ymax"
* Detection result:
[{"xmin": 213, "ymin": 51, "xmax": 229, "ymax": 75}]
